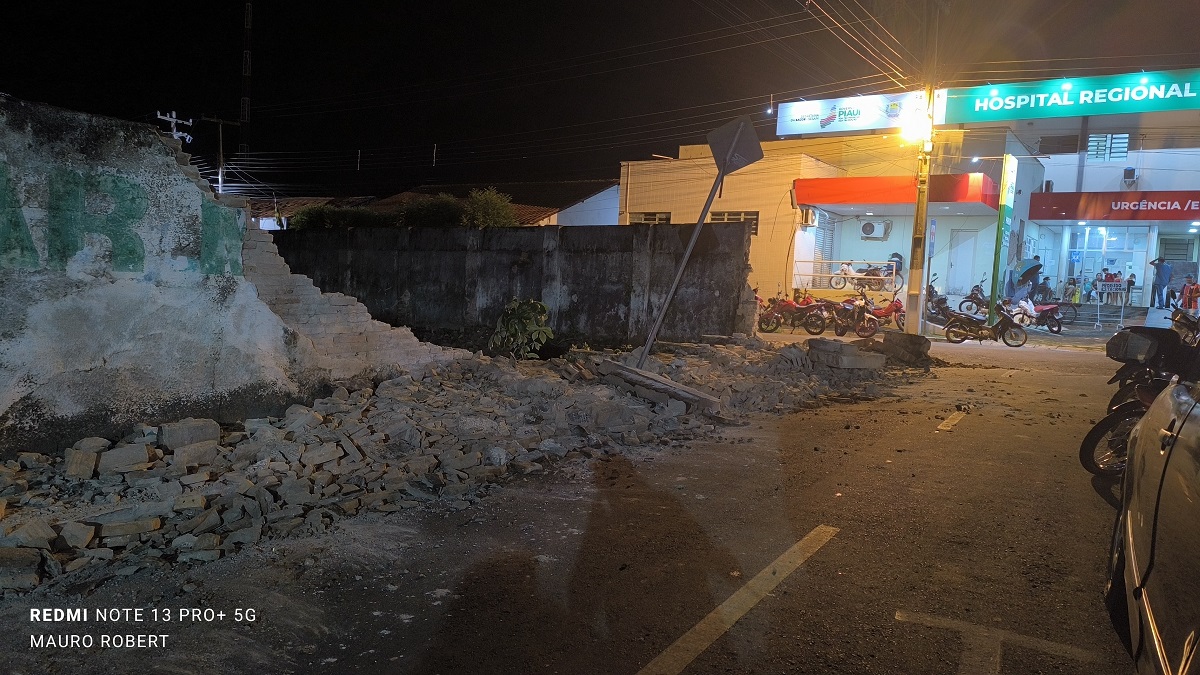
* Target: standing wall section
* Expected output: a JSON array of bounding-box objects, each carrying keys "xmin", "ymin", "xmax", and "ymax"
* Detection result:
[{"xmin": 273, "ymin": 223, "xmax": 754, "ymax": 342}]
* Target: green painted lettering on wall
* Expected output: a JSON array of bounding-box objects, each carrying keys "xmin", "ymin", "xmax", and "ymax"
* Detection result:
[
  {"xmin": 0, "ymin": 165, "xmax": 39, "ymax": 269},
  {"xmin": 200, "ymin": 199, "xmax": 244, "ymax": 276},
  {"xmin": 47, "ymin": 169, "xmax": 149, "ymax": 272}
]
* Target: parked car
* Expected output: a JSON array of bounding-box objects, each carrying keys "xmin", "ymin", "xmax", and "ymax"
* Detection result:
[{"xmin": 1107, "ymin": 379, "xmax": 1200, "ymax": 674}]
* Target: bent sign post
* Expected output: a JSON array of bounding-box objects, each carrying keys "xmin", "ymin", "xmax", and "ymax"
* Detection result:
[{"xmin": 636, "ymin": 116, "xmax": 762, "ymax": 369}]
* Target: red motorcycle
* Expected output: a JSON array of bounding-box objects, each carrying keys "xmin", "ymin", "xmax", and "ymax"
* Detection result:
[
  {"xmin": 862, "ymin": 290, "xmax": 905, "ymax": 331},
  {"xmin": 758, "ymin": 289, "xmax": 826, "ymax": 334}
]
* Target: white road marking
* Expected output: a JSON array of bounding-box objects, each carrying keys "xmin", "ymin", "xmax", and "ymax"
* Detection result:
[
  {"xmin": 637, "ymin": 525, "xmax": 839, "ymax": 675},
  {"xmin": 895, "ymin": 609, "xmax": 1104, "ymax": 674},
  {"xmin": 937, "ymin": 411, "xmax": 968, "ymax": 430}
]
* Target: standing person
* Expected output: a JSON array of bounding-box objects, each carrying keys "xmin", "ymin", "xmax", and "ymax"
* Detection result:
[
  {"xmin": 1151, "ymin": 257, "xmax": 1173, "ymax": 309},
  {"xmin": 1102, "ymin": 267, "xmax": 1114, "ymax": 304},
  {"xmin": 1112, "ymin": 271, "xmax": 1124, "ymax": 305},
  {"xmin": 1126, "ymin": 273, "xmax": 1136, "ymax": 305},
  {"xmin": 1182, "ymin": 274, "xmax": 1200, "ymax": 311},
  {"xmin": 1093, "ymin": 272, "xmax": 1105, "ymax": 303},
  {"xmin": 1062, "ymin": 277, "xmax": 1077, "ymax": 304}
]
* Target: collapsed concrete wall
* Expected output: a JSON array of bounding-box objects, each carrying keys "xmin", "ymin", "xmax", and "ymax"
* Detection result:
[
  {"xmin": 272, "ymin": 223, "xmax": 756, "ymax": 342},
  {"xmin": 0, "ymin": 97, "xmax": 450, "ymax": 456}
]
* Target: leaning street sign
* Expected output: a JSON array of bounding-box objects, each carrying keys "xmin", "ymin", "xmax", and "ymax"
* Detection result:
[
  {"xmin": 942, "ymin": 68, "xmax": 1200, "ymax": 124},
  {"xmin": 707, "ymin": 116, "xmax": 763, "ymax": 176}
]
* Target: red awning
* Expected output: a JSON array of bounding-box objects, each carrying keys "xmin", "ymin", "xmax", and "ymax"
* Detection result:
[
  {"xmin": 792, "ymin": 173, "xmax": 999, "ymax": 210},
  {"xmin": 1030, "ymin": 191, "xmax": 1200, "ymax": 221}
]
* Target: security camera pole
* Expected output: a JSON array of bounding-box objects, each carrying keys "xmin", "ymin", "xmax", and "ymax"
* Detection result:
[{"xmin": 636, "ymin": 115, "xmax": 763, "ymax": 369}]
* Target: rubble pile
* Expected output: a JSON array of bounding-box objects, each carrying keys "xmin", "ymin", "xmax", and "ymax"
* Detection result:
[
  {"xmin": 561, "ymin": 337, "xmax": 889, "ymax": 414},
  {"xmin": 0, "ymin": 338, "xmax": 891, "ymax": 596}
]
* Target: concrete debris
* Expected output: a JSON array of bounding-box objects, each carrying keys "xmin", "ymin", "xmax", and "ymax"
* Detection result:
[{"xmin": 0, "ymin": 337, "xmax": 891, "ymax": 596}]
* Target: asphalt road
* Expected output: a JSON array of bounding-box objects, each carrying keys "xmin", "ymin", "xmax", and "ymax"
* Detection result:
[{"xmin": 0, "ymin": 340, "xmax": 1133, "ymax": 675}]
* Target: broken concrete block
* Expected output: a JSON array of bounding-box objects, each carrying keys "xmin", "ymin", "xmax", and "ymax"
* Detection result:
[
  {"xmin": 159, "ymin": 418, "xmax": 221, "ymax": 451},
  {"xmin": 440, "ymin": 451, "xmax": 482, "ymax": 472},
  {"xmin": 97, "ymin": 517, "xmax": 161, "ymax": 538},
  {"xmin": 809, "ymin": 349, "xmax": 887, "ymax": 369},
  {"xmin": 179, "ymin": 471, "xmax": 213, "ymax": 486},
  {"xmin": 171, "ymin": 440, "xmax": 220, "ymax": 467},
  {"xmin": 74, "ymin": 437, "xmax": 112, "ymax": 453},
  {"xmin": 57, "ymin": 522, "xmax": 95, "ymax": 549},
  {"xmin": 97, "ymin": 444, "xmax": 154, "ymax": 474},
  {"xmin": 177, "ymin": 549, "xmax": 221, "ymax": 564},
  {"xmin": 663, "ymin": 398, "xmax": 688, "ymax": 417},
  {"xmin": 0, "ymin": 548, "xmax": 41, "ymax": 589},
  {"xmin": 538, "ymin": 439, "xmax": 568, "ymax": 458},
  {"xmin": 282, "ymin": 405, "xmax": 323, "ymax": 433},
  {"xmin": 300, "ymin": 443, "xmax": 343, "ymax": 468},
  {"xmin": 17, "ymin": 453, "xmax": 49, "ymax": 469},
  {"xmin": 191, "ymin": 533, "xmax": 221, "ymax": 550},
  {"xmin": 277, "ymin": 479, "xmax": 315, "ymax": 506},
  {"xmin": 171, "ymin": 533, "xmax": 198, "ymax": 549},
  {"xmin": 173, "ymin": 493, "xmax": 207, "ymax": 511},
  {"xmin": 404, "ymin": 455, "xmax": 438, "ymax": 476},
  {"xmin": 226, "ymin": 523, "xmax": 262, "ymax": 547},
  {"xmin": 8, "ymin": 520, "xmax": 58, "ymax": 549}
]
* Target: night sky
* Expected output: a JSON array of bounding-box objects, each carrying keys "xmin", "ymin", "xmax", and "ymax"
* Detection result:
[{"xmin": 3, "ymin": 1, "xmax": 1198, "ymax": 198}]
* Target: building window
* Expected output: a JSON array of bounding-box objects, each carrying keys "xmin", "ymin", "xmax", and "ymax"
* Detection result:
[
  {"xmin": 1087, "ymin": 133, "xmax": 1129, "ymax": 162},
  {"xmin": 711, "ymin": 210, "xmax": 759, "ymax": 235},
  {"xmin": 629, "ymin": 212, "xmax": 671, "ymax": 225},
  {"xmin": 1039, "ymin": 134, "xmax": 1079, "ymax": 154}
]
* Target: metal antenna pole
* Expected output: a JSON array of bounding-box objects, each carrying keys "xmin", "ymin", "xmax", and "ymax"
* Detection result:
[{"xmin": 201, "ymin": 116, "xmax": 241, "ymax": 195}]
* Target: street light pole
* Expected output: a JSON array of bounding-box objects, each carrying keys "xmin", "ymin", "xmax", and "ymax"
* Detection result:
[{"xmin": 904, "ymin": 85, "xmax": 935, "ymax": 335}]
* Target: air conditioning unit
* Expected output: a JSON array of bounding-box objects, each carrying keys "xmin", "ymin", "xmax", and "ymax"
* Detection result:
[
  {"xmin": 860, "ymin": 220, "xmax": 892, "ymax": 241},
  {"xmin": 1123, "ymin": 166, "xmax": 1138, "ymax": 186},
  {"xmin": 796, "ymin": 208, "xmax": 816, "ymax": 228}
]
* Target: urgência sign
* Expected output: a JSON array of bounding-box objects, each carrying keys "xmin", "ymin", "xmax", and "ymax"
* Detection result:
[{"xmin": 943, "ymin": 68, "xmax": 1200, "ymax": 123}]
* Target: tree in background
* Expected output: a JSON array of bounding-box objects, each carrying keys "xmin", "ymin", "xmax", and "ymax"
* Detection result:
[
  {"xmin": 403, "ymin": 193, "xmax": 466, "ymax": 228},
  {"xmin": 288, "ymin": 205, "xmax": 398, "ymax": 230},
  {"xmin": 462, "ymin": 187, "xmax": 519, "ymax": 229}
]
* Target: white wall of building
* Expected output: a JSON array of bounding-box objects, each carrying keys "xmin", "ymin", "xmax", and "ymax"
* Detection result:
[
  {"xmin": 557, "ymin": 185, "xmax": 620, "ymax": 226},
  {"xmin": 1042, "ymin": 147, "xmax": 1200, "ymax": 193}
]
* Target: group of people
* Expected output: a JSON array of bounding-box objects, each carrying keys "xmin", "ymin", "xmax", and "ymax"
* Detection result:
[
  {"xmin": 1054, "ymin": 273, "xmax": 1135, "ymax": 305},
  {"xmin": 1150, "ymin": 257, "xmax": 1200, "ymax": 310}
]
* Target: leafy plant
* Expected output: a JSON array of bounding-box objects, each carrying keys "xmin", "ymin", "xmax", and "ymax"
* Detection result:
[
  {"xmin": 288, "ymin": 205, "xmax": 398, "ymax": 230},
  {"xmin": 461, "ymin": 186, "xmax": 520, "ymax": 229},
  {"xmin": 488, "ymin": 298, "xmax": 553, "ymax": 359},
  {"xmin": 402, "ymin": 193, "xmax": 466, "ymax": 228}
]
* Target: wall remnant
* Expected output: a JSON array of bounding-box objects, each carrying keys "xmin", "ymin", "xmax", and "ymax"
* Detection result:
[
  {"xmin": 273, "ymin": 224, "xmax": 756, "ymax": 342},
  {"xmin": 0, "ymin": 96, "xmax": 452, "ymax": 456}
]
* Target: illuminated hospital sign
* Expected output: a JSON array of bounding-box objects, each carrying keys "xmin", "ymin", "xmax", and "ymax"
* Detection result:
[
  {"xmin": 942, "ymin": 68, "xmax": 1200, "ymax": 123},
  {"xmin": 775, "ymin": 90, "xmax": 947, "ymax": 136}
]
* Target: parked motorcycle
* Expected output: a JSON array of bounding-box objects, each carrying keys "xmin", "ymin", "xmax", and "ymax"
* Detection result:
[
  {"xmin": 924, "ymin": 273, "xmax": 946, "ymax": 323},
  {"xmin": 830, "ymin": 262, "xmax": 893, "ymax": 292},
  {"xmin": 958, "ymin": 276, "xmax": 989, "ymax": 314},
  {"xmin": 1103, "ymin": 319, "xmax": 1200, "ymax": 409},
  {"xmin": 1079, "ymin": 379, "xmax": 1168, "ymax": 477},
  {"xmin": 1013, "ymin": 299, "xmax": 1063, "ymax": 334},
  {"xmin": 757, "ymin": 290, "xmax": 826, "ymax": 334},
  {"xmin": 940, "ymin": 299, "xmax": 1027, "ymax": 347},
  {"xmin": 1084, "ymin": 317, "xmax": 1200, "ymax": 477},
  {"xmin": 863, "ymin": 289, "xmax": 905, "ymax": 331},
  {"xmin": 815, "ymin": 295, "xmax": 879, "ymax": 338}
]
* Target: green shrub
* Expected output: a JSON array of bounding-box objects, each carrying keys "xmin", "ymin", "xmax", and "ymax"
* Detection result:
[
  {"xmin": 402, "ymin": 194, "xmax": 467, "ymax": 228},
  {"xmin": 288, "ymin": 205, "xmax": 398, "ymax": 230},
  {"xmin": 462, "ymin": 186, "xmax": 520, "ymax": 229},
  {"xmin": 488, "ymin": 298, "xmax": 553, "ymax": 359}
]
